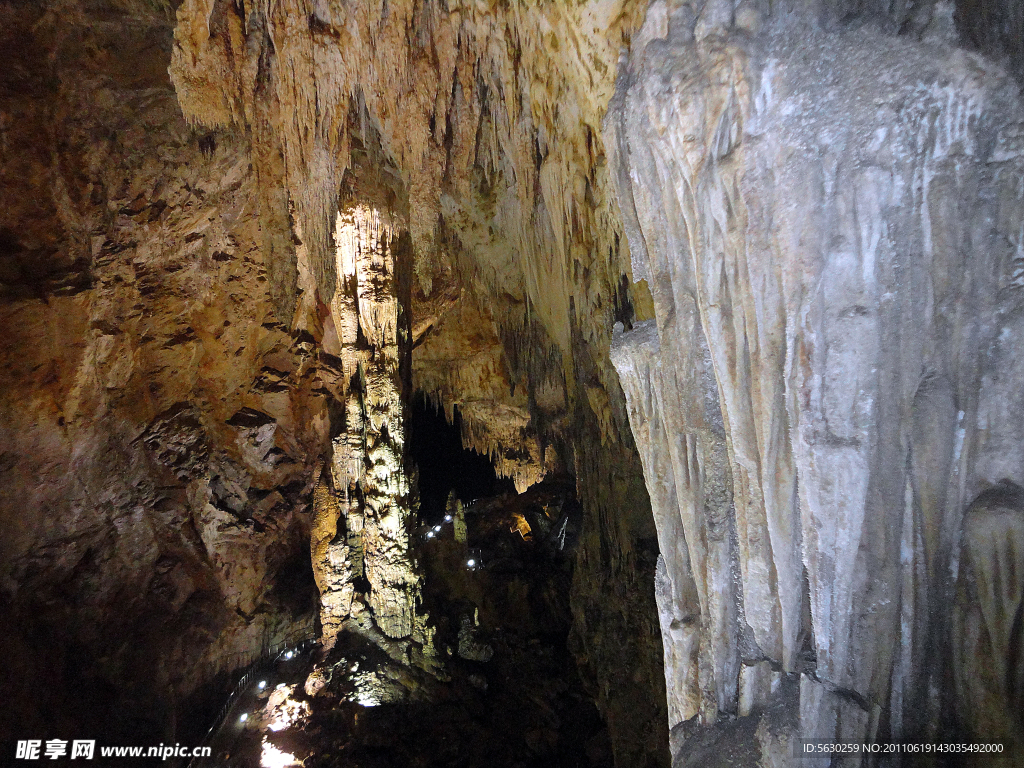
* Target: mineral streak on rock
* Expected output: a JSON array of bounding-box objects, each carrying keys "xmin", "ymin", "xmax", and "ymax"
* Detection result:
[{"xmin": 607, "ymin": 0, "xmax": 1024, "ymax": 757}]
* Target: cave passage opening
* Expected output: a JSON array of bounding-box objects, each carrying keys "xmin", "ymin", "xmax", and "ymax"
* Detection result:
[{"xmin": 407, "ymin": 392, "xmax": 516, "ymax": 522}]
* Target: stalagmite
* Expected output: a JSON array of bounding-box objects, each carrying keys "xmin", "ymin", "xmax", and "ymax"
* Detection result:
[
  {"xmin": 311, "ymin": 205, "xmax": 425, "ymax": 649},
  {"xmin": 449, "ymin": 491, "xmax": 468, "ymax": 545},
  {"xmin": 311, "ymin": 467, "xmax": 355, "ymax": 648}
]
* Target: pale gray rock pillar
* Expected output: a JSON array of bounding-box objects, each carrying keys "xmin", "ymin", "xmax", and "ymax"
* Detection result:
[{"xmin": 607, "ymin": 1, "xmax": 1024, "ymax": 758}]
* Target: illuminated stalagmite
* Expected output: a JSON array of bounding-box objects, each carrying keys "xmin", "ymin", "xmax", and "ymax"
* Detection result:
[{"xmin": 310, "ymin": 205, "xmax": 428, "ymax": 650}]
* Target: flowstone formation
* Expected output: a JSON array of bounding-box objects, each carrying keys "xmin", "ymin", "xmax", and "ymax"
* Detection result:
[
  {"xmin": 953, "ymin": 482, "xmax": 1024, "ymax": 761},
  {"xmin": 607, "ymin": 0, "xmax": 1024, "ymax": 762}
]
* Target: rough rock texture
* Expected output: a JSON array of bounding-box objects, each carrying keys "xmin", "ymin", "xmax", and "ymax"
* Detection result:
[
  {"xmin": 168, "ymin": 0, "xmax": 670, "ymax": 763},
  {"xmin": 166, "ymin": 0, "xmax": 648, "ymax": 473},
  {"xmin": 0, "ymin": 0, "xmax": 669, "ymax": 760},
  {"xmin": 212, "ymin": 482, "xmax": 623, "ymax": 768},
  {"xmin": 311, "ymin": 199, "xmax": 435, "ymax": 662},
  {"xmin": 11, "ymin": 0, "xmax": 1023, "ymax": 764},
  {"xmin": 413, "ymin": 291, "xmax": 561, "ymax": 493},
  {"xmin": 0, "ymin": 0, "xmax": 324, "ymax": 742},
  {"xmin": 607, "ymin": 0, "xmax": 1024, "ymax": 761}
]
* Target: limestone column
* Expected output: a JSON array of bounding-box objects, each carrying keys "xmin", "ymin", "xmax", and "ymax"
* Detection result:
[{"xmin": 312, "ymin": 205, "xmax": 422, "ymax": 648}]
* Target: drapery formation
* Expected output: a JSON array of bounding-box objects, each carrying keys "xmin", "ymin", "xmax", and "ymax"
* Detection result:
[{"xmin": 608, "ymin": 1, "xmax": 1024, "ymax": 756}]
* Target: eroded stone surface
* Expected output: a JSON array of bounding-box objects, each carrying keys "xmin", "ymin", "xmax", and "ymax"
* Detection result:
[
  {"xmin": 607, "ymin": 0, "xmax": 1024, "ymax": 759},
  {"xmin": 953, "ymin": 483, "xmax": 1024, "ymax": 756}
]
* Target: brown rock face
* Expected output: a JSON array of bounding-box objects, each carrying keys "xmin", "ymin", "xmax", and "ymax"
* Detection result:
[
  {"xmin": 953, "ymin": 483, "xmax": 1024, "ymax": 757},
  {"xmin": 312, "ymin": 203, "xmax": 426, "ymax": 652},
  {"xmin": 0, "ymin": 0, "xmax": 323, "ymax": 742}
]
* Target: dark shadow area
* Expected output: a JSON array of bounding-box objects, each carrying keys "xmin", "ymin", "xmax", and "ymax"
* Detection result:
[
  {"xmin": 408, "ymin": 393, "xmax": 515, "ymax": 521},
  {"xmin": 268, "ymin": 549, "xmax": 319, "ymax": 621}
]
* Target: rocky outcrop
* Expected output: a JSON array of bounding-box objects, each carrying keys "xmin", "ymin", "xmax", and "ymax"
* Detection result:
[
  {"xmin": 412, "ymin": 292, "xmax": 561, "ymax": 493},
  {"xmin": 0, "ymin": 0, "xmax": 324, "ymax": 742},
  {"xmin": 607, "ymin": 0, "xmax": 1024, "ymax": 760}
]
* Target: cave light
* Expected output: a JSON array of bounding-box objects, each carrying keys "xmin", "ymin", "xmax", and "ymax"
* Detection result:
[
  {"xmin": 355, "ymin": 692, "xmax": 380, "ymax": 707},
  {"xmin": 266, "ymin": 685, "xmax": 311, "ymax": 732},
  {"xmin": 444, "ymin": 514, "xmax": 453, "ymax": 522},
  {"xmin": 239, "ymin": 713, "xmax": 248, "ymax": 723},
  {"xmin": 258, "ymin": 680, "xmax": 267, "ymax": 690},
  {"xmin": 261, "ymin": 738, "xmax": 300, "ymax": 768},
  {"xmin": 467, "ymin": 559, "xmax": 476, "ymax": 568}
]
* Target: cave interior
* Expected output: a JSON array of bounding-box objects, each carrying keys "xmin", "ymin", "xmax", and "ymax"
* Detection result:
[{"xmin": 2, "ymin": 0, "xmax": 1024, "ymax": 766}]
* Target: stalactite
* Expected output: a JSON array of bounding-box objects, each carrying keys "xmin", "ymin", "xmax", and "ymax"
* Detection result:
[{"xmin": 168, "ymin": 0, "xmax": 646, "ymax": 431}]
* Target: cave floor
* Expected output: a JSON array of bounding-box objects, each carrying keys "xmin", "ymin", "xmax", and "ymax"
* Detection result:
[{"xmin": 194, "ymin": 481, "xmax": 612, "ymax": 768}]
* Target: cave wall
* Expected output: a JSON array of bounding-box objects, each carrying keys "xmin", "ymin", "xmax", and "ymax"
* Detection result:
[
  {"xmin": 606, "ymin": 0, "xmax": 1024, "ymax": 760},
  {"xmin": 168, "ymin": 0, "xmax": 671, "ymax": 764},
  {"xmin": 0, "ymin": 0, "xmax": 324, "ymax": 742},
  {"xmin": 6, "ymin": 0, "xmax": 1022, "ymax": 763}
]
